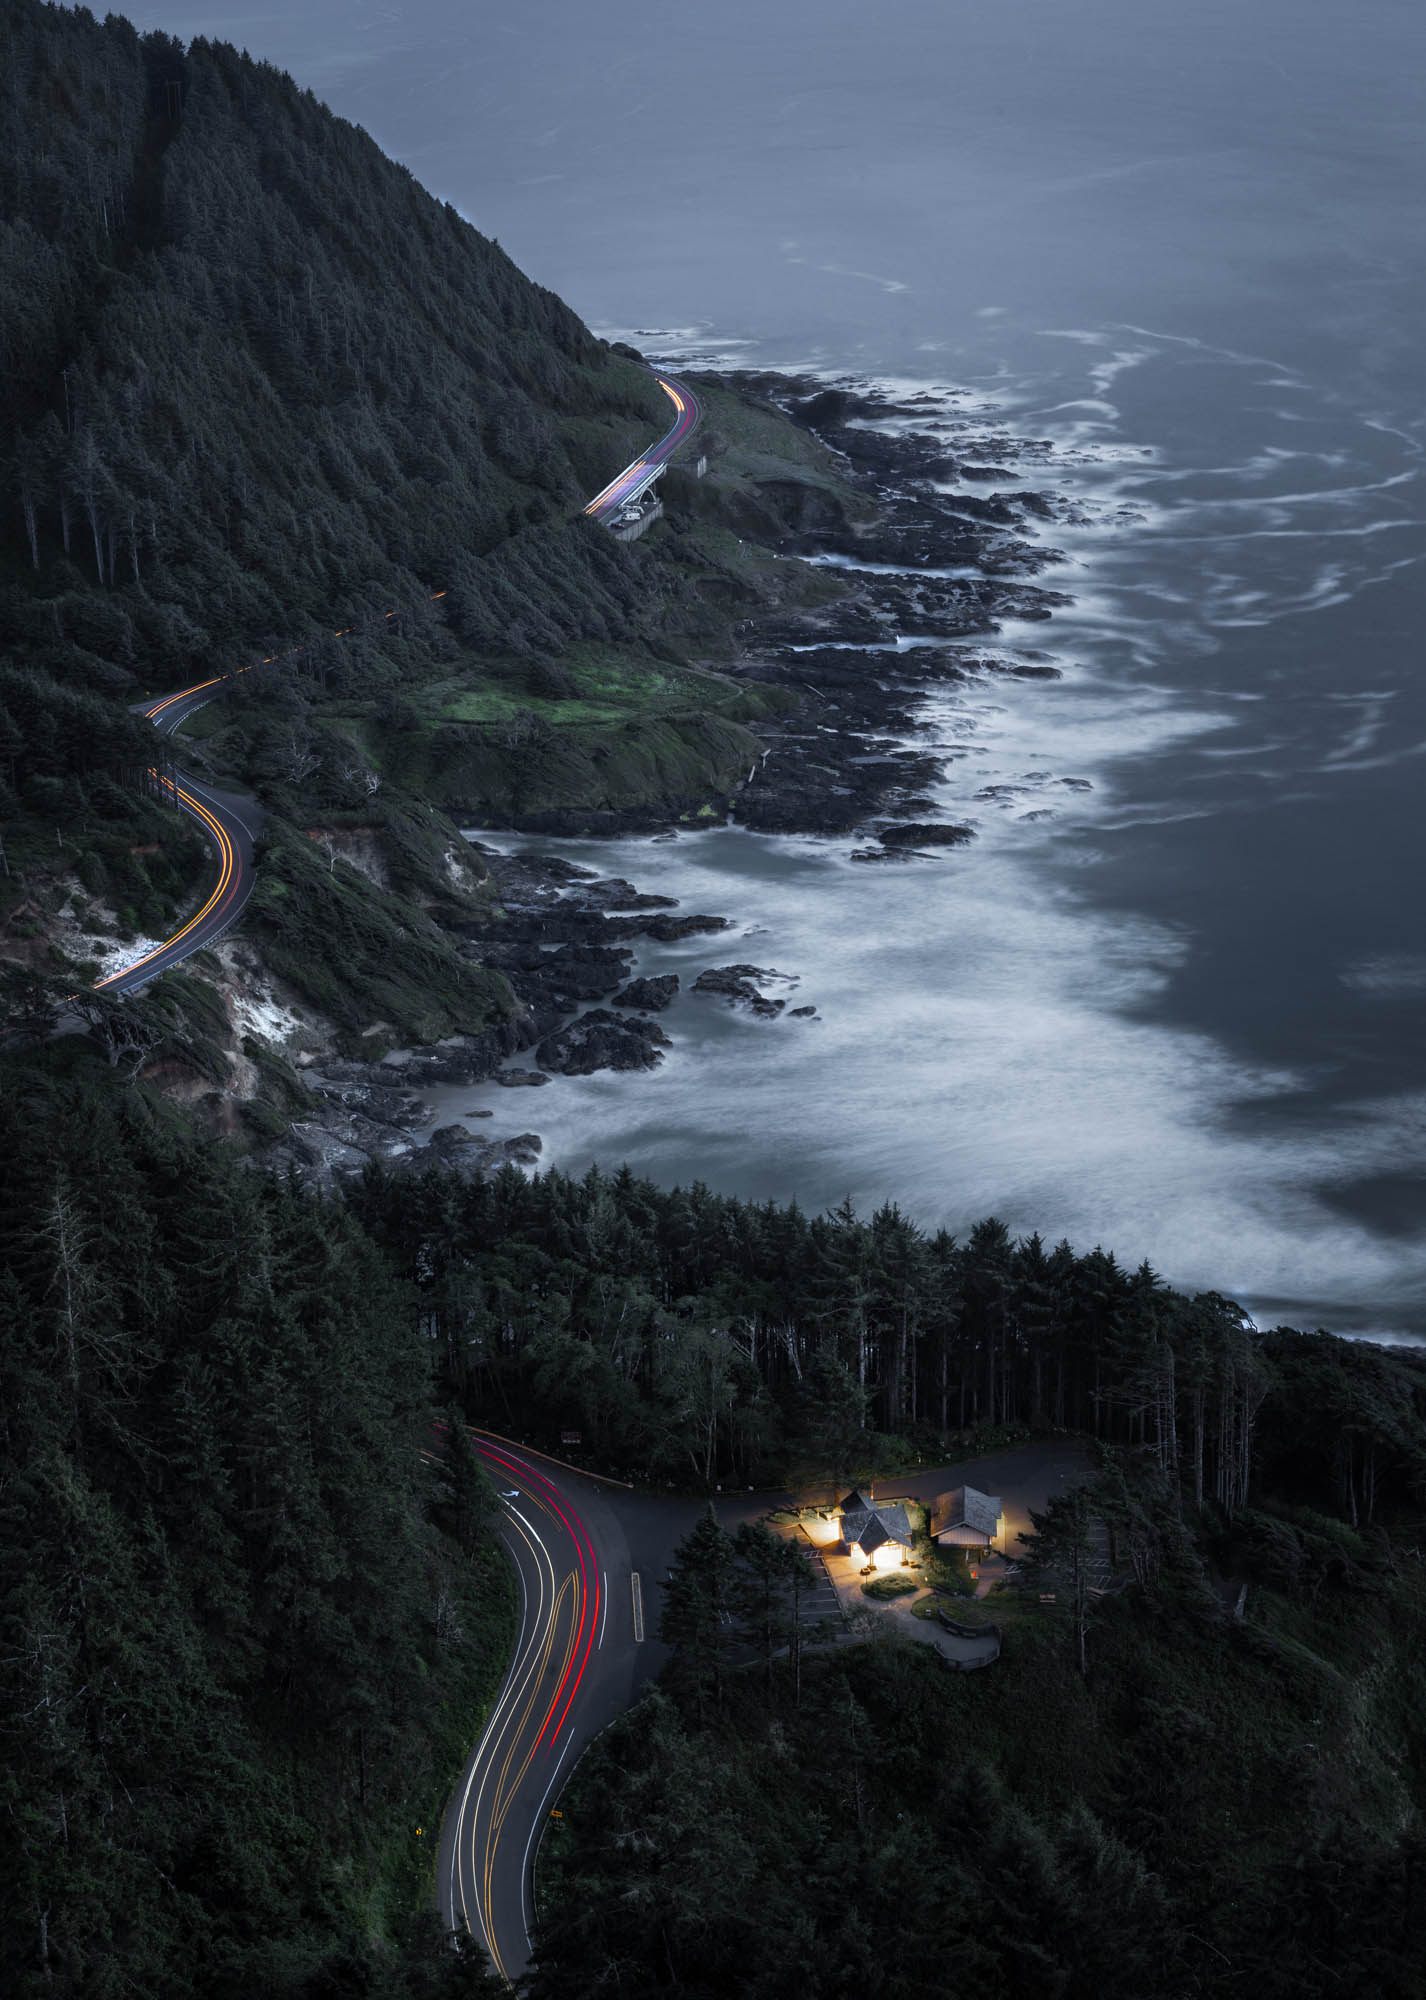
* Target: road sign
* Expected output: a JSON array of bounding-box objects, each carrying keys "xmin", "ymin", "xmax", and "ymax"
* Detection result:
[{"xmin": 560, "ymin": 1431, "xmax": 581, "ymax": 1445}]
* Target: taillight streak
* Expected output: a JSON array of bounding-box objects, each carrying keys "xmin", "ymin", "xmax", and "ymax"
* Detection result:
[{"xmin": 476, "ymin": 1440, "xmax": 601, "ymax": 1755}]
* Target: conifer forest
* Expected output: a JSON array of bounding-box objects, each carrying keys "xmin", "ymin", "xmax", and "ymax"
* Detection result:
[{"xmin": 3, "ymin": 5, "xmax": 1426, "ymax": 1997}]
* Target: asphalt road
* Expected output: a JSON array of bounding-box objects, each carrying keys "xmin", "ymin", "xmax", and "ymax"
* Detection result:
[
  {"xmin": 96, "ymin": 769, "xmax": 259, "ymax": 996},
  {"xmin": 437, "ymin": 1439, "xmax": 799, "ymax": 1981},
  {"xmin": 441, "ymin": 1434, "xmax": 1089, "ymax": 1980},
  {"xmin": 583, "ymin": 372, "xmax": 700, "ymax": 523},
  {"xmin": 440, "ymin": 1438, "xmax": 658, "ymax": 1985}
]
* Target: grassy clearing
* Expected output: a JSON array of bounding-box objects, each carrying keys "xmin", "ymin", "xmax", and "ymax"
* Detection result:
[
  {"xmin": 435, "ymin": 643, "xmax": 750, "ymax": 726},
  {"xmin": 693, "ymin": 377, "xmax": 863, "ymax": 491},
  {"xmin": 408, "ymin": 706, "xmax": 775, "ymax": 824}
]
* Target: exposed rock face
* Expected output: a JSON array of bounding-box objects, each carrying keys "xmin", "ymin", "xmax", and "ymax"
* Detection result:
[
  {"xmin": 302, "ymin": 824, "xmax": 391, "ymax": 890},
  {"xmin": 612, "ymin": 974, "xmax": 680, "ymax": 1013},
  {"xmin": 692, "ymin": 965, "xmax": 794, "ymax": 1018},
  {"xmin": 574, "ymin": 877, "xmax": 678, "ymax": 913},
  {"xmin": 605, "ymin": 912, "xmax": 730, "ymax": 943},
  {"xmin": 536, "ymin": 1008, "xmax": 671, "ymax": 1075},
  {"xmin": 427, "ymin": 1123, "xmax": 481, "ymax": 1156},
  {"xmin": 876, "ymin": 823, "xmax": 976, "ymax": 849},
  {"xmin": 426, "ymin": 1124, "xmax": 543, "ymax": 1176},
  {"xmin": 316, "ymin": 1015, "xmax": 531, "ymax": 1088},
  {"xmin": 287, "ymin": 1122, "xmax": 374, "ymax": 1179},
  {"xmin": 475, "ymin": 938, "xmax": 636, "ymax": 1005}
]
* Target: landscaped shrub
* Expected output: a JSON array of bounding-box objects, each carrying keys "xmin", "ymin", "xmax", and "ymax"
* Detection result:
[{"xmin": 862, "ymin": 1571, "xmax": 918, "ymax": 1599}]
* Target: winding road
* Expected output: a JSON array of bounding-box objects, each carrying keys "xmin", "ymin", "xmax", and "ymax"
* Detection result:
[
  {"xmin": 440, "ymin": 1437, "xmax": 1087, "ymax": 1983},
  {"xmin": 97, "ymin": 669, "xmax": 261, "ymax": 994},
  {"xmin": 73, "ymin": 361, "xmax": 1074, "ymax": 1989},
  {"xmin": 583, "ymin": 373, "xmax": 700, "ymax": 523},
  {"xmin": 95, "ymin": 367, "xmax": 697, "ymax": 998},
  {"xmin": 439, "ymin": 1439, "xmax": 654, "ymax": 1985}
]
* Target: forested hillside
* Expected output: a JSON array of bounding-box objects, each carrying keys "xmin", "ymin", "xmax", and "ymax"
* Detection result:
[
  {"xmin": 6, "ymin": 9, "xmax": 1426, "ymax": 1999},
  {"xmin": 0, "ymin": 1062, "xmax": 512, "ymax": 1997},
  {"xmin": 7, "ymin": 1040, "xmax": 1426, "ymax": 1993},
  {"xmin": 0, "ymin": 0, "xmax": 850, "ymax": 1052},
  {"xmin": 0, "ymin": 0, "xmax": 771, "ymax": 1031},
  {"xmin": 1, "ymin": 0, "xmax": 666, "ymax": 710},
  {"xmin": 352, "ymin": 1163, "xmax": 1426, "ymax": 1517},
  {"xmin": 355, "ymin": 1163, "xmax": 1426, "ymax": 1994},
  {"xmin": 532, "ymin": 1487, "xmax": 1426, "ymax": 1999}
]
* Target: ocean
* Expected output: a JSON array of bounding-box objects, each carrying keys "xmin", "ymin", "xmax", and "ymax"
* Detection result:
[{"xmin": 127, "ymin": 0, "xmax": 1426, "ymax": 1334}]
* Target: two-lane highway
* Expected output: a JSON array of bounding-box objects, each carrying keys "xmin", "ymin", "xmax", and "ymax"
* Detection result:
[
  {"xmin": 440, "ymin": 1438, "xmax": 645, "ymax": 1984},
  {"xmin": 97, "ymin": 770, "xmax": 258, "ymax": 995},
  {"xmin": 96, "ymin": 678, "xmax": 262, "ymax": 995},
  {"xmin": 583, "ymin": 372, "xmax": 700, "ymax": 523}
]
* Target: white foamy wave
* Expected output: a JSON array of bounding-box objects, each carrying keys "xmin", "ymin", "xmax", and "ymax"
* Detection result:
[
  {"xmin": 1341, "ymin": 954, "xmax": 1426, "ymax": 996},
  {"xmin": 428, "ymin": 825, "xmax": 1426, "ymax": 1337},
  {"xmin": 468, "ymin": 322, "xmax": 1426, "ymax": 1332}
]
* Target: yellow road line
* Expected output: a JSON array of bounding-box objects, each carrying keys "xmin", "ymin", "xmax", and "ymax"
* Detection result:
[{"xmin": 95, "ymin": 780, "xmax": 236, "ymax": 988}]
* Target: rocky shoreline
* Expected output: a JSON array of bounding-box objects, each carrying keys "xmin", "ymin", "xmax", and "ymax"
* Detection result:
[{"xmin": 268, "ymin": 372, "xmax": 1081, "ymax": 1186}]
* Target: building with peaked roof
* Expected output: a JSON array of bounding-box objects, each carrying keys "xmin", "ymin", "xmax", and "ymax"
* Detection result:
[
  {"xmin": 930, "ymin": 1486, "xmax": 1004, "ymax": 1551},
  {"xmin": 838, "ymin": 1488, "xmax": 914, "ymax": 1569}
]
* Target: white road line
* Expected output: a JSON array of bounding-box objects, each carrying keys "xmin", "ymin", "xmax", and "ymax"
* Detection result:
[
  {"xmin": 446, "ymin": 1520, "xmax": 533, "ymax": 1934},
  {"xmin": 454, "ymin": 1504, "xmax": 556, "ymax": 1965},
  {"xmin": 599, "ymin": 1571, "xmax": 608, "ymax": 1649},
  {"xmin": 520, "ymin": 1734, "xmax": 573, "ymax": 1946},
  {"xmin": 631, "ymin": 1571, "xmax": 644, "ymax": 1643}
]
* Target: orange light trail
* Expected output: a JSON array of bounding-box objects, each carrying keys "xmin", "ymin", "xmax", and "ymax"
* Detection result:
[
  {"xmin": 96, "ymin": 778, "xmax": 238, "ymax": 988},
  {"xmin": 583, "ymin": 376, "xmax": 691, "ymax": 516}
]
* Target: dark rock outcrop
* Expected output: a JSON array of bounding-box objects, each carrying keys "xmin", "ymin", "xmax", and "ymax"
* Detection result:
[
  {"xmin": 536, "ymin": 1008, "xmax": 671, "ymax": 1075},
  {"xmin": 612, "ymin": 974, "xmax": 680, "ymax": 1012},
  {"xmin": 692, "ymin": 965, "xmax": 793, "ymax": 1018},
  {"xmin": 475, "ymin": 938, "xmax": 635, "ymax": 1005},
  {"xmin": 426, "ymin": 1124, "xmax": 542, "ymax": 1176},
  {"xmin": 605, "ymin": 911, "xmax": 731, "ymax": 943},
  {"xmin": 876, "ymin": 823, "xmax": 976, "ymax": 849},
  {"xmin": 575, "ymin": 877, "xmax": 678, "ymax": 912}
]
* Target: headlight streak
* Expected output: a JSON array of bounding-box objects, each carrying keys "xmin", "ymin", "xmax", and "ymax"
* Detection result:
[
  {"xmin": 477, "ymin": 1442, "xmax": 601, "ymax": 1758},
  {"xmin": 582, "ymin": 375, "xmax": 697, "ymax": 518},
  {"xmin": 443, "ymin": 1439, "xmax": 608, "ymax": 1980},
  {"xmin": 453, "ymin": 1502, "xmax": 556, "ymax": 1984}
]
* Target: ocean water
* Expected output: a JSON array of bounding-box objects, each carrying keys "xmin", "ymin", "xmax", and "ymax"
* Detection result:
[{"xmin": 128, "ymin": 0, "xmax": 1426, "ymax": 1333}]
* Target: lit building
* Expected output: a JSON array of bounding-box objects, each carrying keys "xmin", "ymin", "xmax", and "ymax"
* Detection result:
[
  {"xmin": 838, "ymin": 1488, "xmax": 914, "ymax": 1570},
  {"xmin": 929, "ymin": 1485, "xmax": 1004, "ymax": 1553}
]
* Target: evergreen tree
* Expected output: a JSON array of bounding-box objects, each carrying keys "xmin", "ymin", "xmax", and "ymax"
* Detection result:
[{"xmin": 659, "ymin": 1505, "xmax": 735, "ymax": 1722}]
